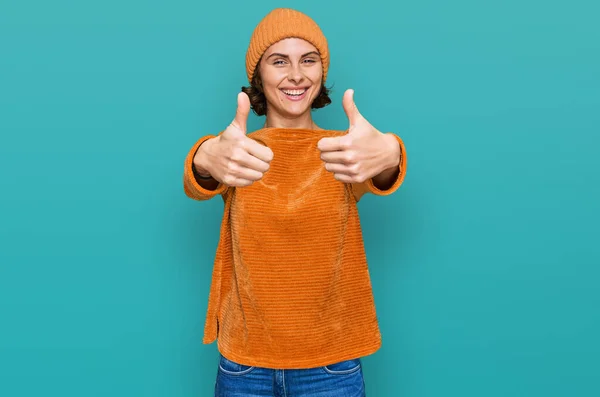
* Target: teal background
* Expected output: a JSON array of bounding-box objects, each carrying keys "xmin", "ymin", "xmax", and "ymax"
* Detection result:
[{"xmin": 1, "ymin": 0, "xmax": 599, "ymax": 395}]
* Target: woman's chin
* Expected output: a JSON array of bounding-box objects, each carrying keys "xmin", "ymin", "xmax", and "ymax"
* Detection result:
[
  {"xmin": 265, "ymin": 97, "xmax": 312, "ymax": 120},
  {"xmin": 278, "ymin": 101, "xmax": 312, "ymax": 117},
  {"xmin": 286, "ymin": 107, "xmax": 311, "ymax": 118}
]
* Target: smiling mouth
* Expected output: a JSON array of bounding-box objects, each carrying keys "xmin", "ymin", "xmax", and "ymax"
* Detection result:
[
  {"xmin": 280, "ymin": 88, "xmax": 309, "ymax": 100},
  {"xmin": 281, "ymin": 88, "xmax": 309, "ymax": 95}
]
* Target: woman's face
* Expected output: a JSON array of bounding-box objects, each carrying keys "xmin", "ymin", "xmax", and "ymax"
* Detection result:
[{"xmin": 258, "ymin": 38, "xmax": 323, "ymax": 120}]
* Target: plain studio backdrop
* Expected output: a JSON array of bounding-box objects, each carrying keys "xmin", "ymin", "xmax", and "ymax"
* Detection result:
[{"xmin": 1, "ymin": 0, "xmax": 598, "ymax": 396}]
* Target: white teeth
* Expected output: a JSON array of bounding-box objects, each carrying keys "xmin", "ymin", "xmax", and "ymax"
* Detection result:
[{"xmin": 281, "ymin": 89, "xmax": 306, "ymax": 96}]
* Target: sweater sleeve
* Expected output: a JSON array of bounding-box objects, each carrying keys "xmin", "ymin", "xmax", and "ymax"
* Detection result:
[
  {"xmin": 351, "ymin": 133, "xmax": 407, "ymax": 202},
  {"xmin": 183, "ymin": 134, "xmax": 229, "ymax": 200}
]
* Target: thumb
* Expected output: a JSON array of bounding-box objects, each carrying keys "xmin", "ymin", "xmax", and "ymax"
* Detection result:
[
  {"xmin": 342, "ymin": 89, "xmax": 361, "ymax": 128},
  {"xmin": 231, "ymin": 92, "xmax": 250, "ymax": 133}
]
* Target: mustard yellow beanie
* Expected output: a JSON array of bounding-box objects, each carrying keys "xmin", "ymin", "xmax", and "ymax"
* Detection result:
[{"xmin": 245, "ymin": 8, "xmax": 330, "ymax": 84}]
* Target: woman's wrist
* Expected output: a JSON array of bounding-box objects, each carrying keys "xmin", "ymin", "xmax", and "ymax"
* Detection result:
[
  {"xmin": 192, "ymin": 138, "xmax": 216, "ymax": 179},
  {"xmin": 193, "ymin": 168, "xmax": 214, "ymax": 180}
]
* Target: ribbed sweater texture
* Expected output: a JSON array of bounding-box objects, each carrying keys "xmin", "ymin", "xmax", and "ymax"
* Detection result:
[{"xmin": 183, "ymin": 127, "xmax": 406, "ymax": 369}]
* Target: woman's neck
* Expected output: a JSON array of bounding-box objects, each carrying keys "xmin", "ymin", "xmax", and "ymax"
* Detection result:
[{"xmin": 264, "ymin": 110, "xmax": 322, "ymax": 130}]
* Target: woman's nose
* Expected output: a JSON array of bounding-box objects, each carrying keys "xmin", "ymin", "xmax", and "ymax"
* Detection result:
[{"xmin": 287, "ymin": 65, "xmax": 304, "ymax": 84}]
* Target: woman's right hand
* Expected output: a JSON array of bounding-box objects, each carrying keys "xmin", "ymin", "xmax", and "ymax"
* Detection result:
[{"xmin": 193, "ymin": 92, "xmax": 274, "ymax": 187}]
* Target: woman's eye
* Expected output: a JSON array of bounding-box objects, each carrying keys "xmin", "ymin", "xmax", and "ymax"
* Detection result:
[{"xmin": 273, "ymin": 59, "xmax": 315, "ymax": 65}]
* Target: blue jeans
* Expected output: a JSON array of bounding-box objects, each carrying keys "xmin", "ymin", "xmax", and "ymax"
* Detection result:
[{"xmin": 215, "ymin": 353, "xmax": 366, "ymax": 396}]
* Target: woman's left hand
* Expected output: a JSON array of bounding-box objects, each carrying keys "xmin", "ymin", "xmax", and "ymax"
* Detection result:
[{"xmin": 317, "ymin": 89, "xmax": 401, "ymax": 183}]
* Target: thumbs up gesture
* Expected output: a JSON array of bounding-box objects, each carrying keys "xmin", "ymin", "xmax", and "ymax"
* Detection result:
[
  {"xmin": 193, "ymin": 92, "xmax": 274, "ymax": 187},
  {"xmin": 317, "ymin": 89, "xmax": 400, "ymax": 183}
]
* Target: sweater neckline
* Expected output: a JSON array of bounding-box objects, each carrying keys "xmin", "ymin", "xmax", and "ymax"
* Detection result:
[
  {"xmin": 252, "ymin": 127, "xmax": 347, "ymax": 140},
  {"xmin": 259, "ymin": 127, "xmax": 325, "ymax": 132}
]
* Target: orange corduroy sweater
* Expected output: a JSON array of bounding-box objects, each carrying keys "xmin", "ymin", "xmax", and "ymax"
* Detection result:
[{"xmin": 183, "ymin": 127, "xmax": 406, "ymax": 369}]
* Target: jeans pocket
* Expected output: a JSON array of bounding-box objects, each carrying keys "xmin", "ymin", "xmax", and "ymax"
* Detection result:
[
  {"xmin": 218, "ymin": 354, "xmax": 256, "ymax": 376},
  {"xmin": 322, "ymin": 358, "xmax": 362, "ymax": 375}
]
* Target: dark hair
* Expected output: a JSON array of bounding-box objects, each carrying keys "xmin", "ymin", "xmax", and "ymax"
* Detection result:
[{"xmin": 241, "ymin": 64, "xmax": 332, "ymax": 116}]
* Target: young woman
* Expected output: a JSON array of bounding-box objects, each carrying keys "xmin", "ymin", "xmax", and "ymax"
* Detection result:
[{"xmin": 183, "ymin": 7, "xmax": 407, "ymax": 396}]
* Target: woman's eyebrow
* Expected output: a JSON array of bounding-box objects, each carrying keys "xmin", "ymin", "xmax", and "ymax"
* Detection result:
[
  {"xmin": 267, "ymin": 52, "xmax": 289, "ymax": 59},
  {"xmin": 266, "ymin": 51, "xmax": 320, "ymax": 59}
]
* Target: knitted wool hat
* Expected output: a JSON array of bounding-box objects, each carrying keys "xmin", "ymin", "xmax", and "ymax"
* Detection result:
[{"xmin": 245, "ymin": 8, "xmax": 330, "ymax": 84}]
